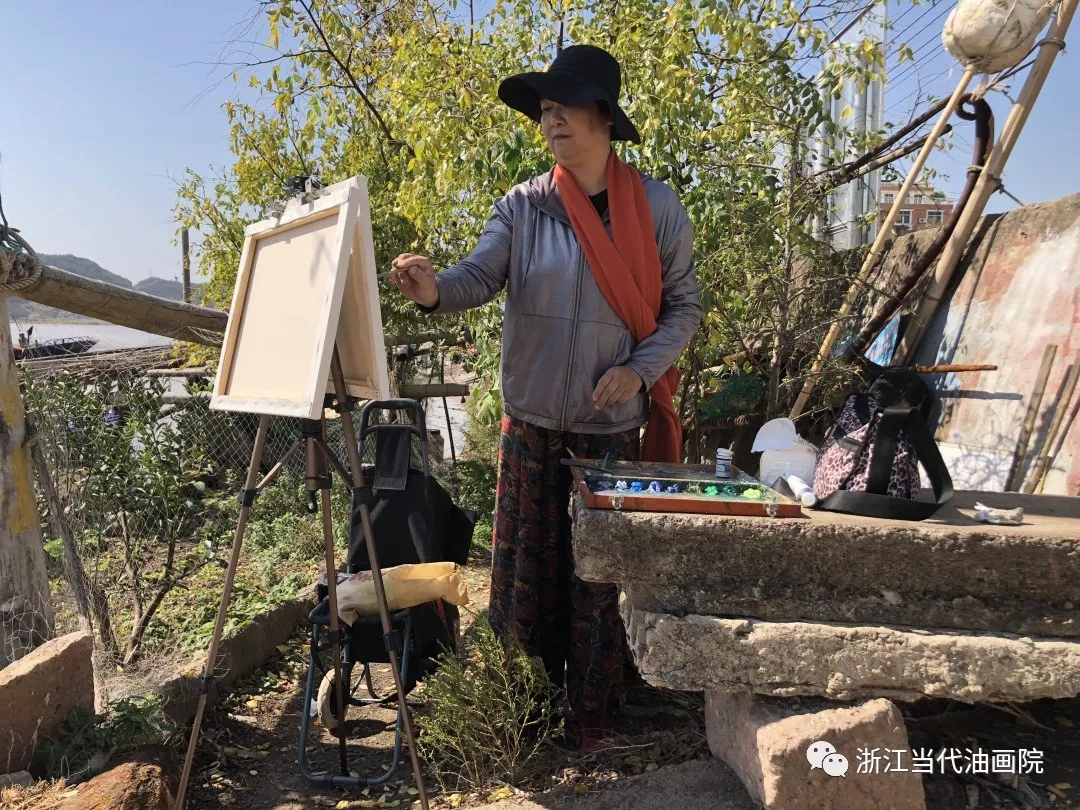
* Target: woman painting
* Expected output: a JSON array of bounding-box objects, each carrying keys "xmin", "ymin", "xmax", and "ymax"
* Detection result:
[{"xmin": 389, "ymin": 44, "xmax": 701, "ymax": 750}]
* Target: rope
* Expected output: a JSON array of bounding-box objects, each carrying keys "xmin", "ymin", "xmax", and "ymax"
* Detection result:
[
  {"xmin": 0, "ymin": 248, "xmax": 44, "ymax": 294},
  {"xmin": 0, "ymin": 187, "xmax": 46, "ymax": 295}
]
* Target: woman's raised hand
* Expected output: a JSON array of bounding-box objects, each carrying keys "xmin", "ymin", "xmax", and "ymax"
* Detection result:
[{"xmin": 389, "ymin": 253, "xmax": 439, "ymax": 308}]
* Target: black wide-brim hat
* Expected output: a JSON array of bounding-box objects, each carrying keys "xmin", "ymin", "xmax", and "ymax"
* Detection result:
[{"xmin": 498, "ymin": 44, "xmax": 641, "ymax": 144}]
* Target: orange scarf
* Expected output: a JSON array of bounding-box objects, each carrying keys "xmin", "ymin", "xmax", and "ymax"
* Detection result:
[{"xmin": 554, "ymin": 151, "xmax": 682, "ymax": 463}]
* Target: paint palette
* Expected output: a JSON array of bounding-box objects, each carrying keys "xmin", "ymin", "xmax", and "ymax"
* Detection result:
[{"xmin": 571, "ymin": 461, "xmax": 802, "ymax": 517}]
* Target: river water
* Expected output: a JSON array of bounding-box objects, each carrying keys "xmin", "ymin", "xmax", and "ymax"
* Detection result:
[{"xmin": 7, "ymin": 322, "xmax": 173, "ymax": 352}]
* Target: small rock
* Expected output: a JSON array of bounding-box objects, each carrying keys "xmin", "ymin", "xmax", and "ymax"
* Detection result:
[
  {"xmin": 0, "ymin": 632, "xmax": 95, "ymax": 772},
  {"xmin": 53, "ymin": 757, "xmax": 176, "ymax": 810},
  {"xmin": 0, "ymin": 771, "xmax": 34, "ymax": 789}
]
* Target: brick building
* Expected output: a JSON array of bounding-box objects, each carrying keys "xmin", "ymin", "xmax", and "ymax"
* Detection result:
[{"xmin": 879, "ymin": 182, "xmax": 954, "ymax": 234}]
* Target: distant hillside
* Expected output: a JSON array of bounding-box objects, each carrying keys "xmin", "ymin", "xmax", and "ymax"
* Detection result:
[
  {"xmin": 7, "ymin": 254, "xmax": 131, "ymax": 323},
  {"xmin": 135, "ymin": 277, "xmax": 184, "ymax": 300},
  {"xmin": 37, "ymin": 254, "xmax": 133, "ymax": 288},
  {"xmin": 6, "ymin": 253, "xmax": 211, "ymax": 324}
]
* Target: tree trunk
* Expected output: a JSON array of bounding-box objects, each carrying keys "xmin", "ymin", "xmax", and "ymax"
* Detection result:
[
  {"xmin": 26, "ymin": 421, "xmax": 118, "ymax": 657},
  {"xmin": 0, "ymin": 294, "xmax": 54, "ymax": 665}
]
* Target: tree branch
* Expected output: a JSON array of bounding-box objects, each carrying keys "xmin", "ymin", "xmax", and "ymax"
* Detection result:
[{"xmin": 297, "ymin": 0, "xmax": 414, "ymax": 157}]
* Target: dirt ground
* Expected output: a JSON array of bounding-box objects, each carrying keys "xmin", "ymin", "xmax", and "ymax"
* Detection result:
[
  {"xmin": 175, "ymin": 547, "xmax": 1080, "ymax": 810},
  {"xmin": 179, "ymin": 557, "xmax": 721, "ymax": 810}
]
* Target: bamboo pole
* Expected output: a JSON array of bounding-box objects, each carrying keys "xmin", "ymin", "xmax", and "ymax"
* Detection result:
[
  {"xmin": 789, "ymin": 68, "xmax": 975, "ymax": 420},
  {"xmin": 1023, "ymin": 358, "xmax": 1080, "ymax": 493},
  {"xmin": 1005, "ymin": 344, "xmax": 1056, "ymax": 491},
  {"xmin": 895, "ymin": 0, "xmax": 1077, "ymax": 364}
]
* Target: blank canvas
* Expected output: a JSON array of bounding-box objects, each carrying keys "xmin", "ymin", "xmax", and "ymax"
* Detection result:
[{"xmin": 211, "ymin": 176, "xmax": 389, "ymax": 419}]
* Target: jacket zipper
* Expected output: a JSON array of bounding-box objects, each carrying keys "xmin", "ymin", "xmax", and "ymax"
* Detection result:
[{"xmin": 560, "ymin": 251, "xmax": 585, "ymax": 431}]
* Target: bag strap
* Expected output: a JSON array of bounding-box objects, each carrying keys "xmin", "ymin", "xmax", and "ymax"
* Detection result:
[
  {"xmin": 865, "ymin": 406, "xmax": 905, "ymax": 494},
  {"xmin": 901, "ymin": 407, "xmax": 953, "ymax": 506},
  {"xmin": 820, "ymin": 406, "xmax": 954, "ymax": 521}
]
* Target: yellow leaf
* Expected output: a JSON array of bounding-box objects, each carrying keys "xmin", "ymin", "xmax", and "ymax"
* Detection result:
[
  {"xmin": 1056, "ymin": 716, "xmax": 1074, "ymax": 727},
  {"xmin": 446, "ymin": 794, "xmax": 463, "ymax": 808},
  {"xmin": 337, "ymin": 802, "xmax": 350, "ymax": 809},
  {"xmin": 574, "ymin": 783, "xmax": 589, "ymax": 794},
  {"xmin": 1053, "ymin": 782, "xmax": 1073, "ymax": 790},
  {"xmin": 277, "ymin": 644, "xmax": 289, "ymax": 653},
  {"xmin": 487, "ymin": 786, "xmax": 512, "ymax": 801},
  {"xmin": 840, "ymin": 104, "xmax": 853, "ymax": 120}
]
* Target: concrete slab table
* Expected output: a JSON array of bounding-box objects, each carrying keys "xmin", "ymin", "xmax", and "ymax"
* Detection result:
[{"xmin": 572, "ymin": 489, "xmax": 1080, "ymax": 704}]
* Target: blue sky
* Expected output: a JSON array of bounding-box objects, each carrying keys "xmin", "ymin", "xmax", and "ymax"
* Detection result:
[{"xmin": 1, "ymin": 2, "xmax": 1075, "ymax": 284}]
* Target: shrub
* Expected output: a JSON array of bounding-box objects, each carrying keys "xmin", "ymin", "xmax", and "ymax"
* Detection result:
[
  {"xmin": 34, "ymin": 695, "xmax": 173, "ymax": 779},
  {"xmin": 462, "ymin": 386, "xmax": 502, "ymax": 467},
  {"xmin": 437, "ymin": 459, "xmax": 497, "ymax": 553},
  {"xmin": 417, "ymin": 615, "xmax": 562, "ymax": 791}
]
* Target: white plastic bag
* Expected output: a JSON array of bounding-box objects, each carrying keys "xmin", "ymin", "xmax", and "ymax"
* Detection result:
[
  {"xmin": 752, "ymin": 418, "xmax": 818, "ymax": 488},
  {"xmin": 974, "ymin": 502, "xmax": 1024, "ymax": 525},
  {"xmin": 943, "ymin": 0, "xmax": 1055, "ymax": 73}
]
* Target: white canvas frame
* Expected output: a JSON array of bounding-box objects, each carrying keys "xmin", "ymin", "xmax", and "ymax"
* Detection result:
[{"xmin": 211, "ymin": 176, "xmax": 390, "ymax": 419}]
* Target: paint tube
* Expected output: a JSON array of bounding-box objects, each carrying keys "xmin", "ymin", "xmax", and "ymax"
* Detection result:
[{"xmin": 785, "ymin": 474, "xmax": 817, "ymax": 507}]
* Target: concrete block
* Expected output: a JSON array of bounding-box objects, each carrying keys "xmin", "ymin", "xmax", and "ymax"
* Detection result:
[
  {"xmin": 624, "ymin": 604, "xmax": 1080, "ymax": 703},
  {"xmin": 705, "ymin": 692, "xmax": 925, "ymax": 809},
  {"xmin": 624, "ymin": 581, "xmax": 1080, "ymax": 638},
  {"xmin": 574, "ymin": 492, "xmax": 1080, "ymax": 633},
  {"xmin": 0, "ymin": 631, "xmax": 94, "ymax": 772}
]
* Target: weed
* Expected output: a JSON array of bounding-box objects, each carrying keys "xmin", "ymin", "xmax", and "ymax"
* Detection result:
[
  {"xmin": 34, "ymin": 694, "xmax": 173, "ymax": 779},
  {"xmin": 417, "ymin": 615, "xmax": 562, "ymax": 791}
]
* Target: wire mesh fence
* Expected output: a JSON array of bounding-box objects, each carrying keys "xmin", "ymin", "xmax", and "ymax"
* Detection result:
[{"xmin": 12, "ymin": 353, "xmax": 476, "ymax": 687}]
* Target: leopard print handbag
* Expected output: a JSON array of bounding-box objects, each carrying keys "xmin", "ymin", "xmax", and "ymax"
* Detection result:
[{"xmin": 813, "ymin": 392, "xmax": 953, "ymax": 521}]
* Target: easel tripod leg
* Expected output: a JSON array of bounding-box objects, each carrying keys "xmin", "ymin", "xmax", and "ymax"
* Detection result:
[
  {"xmin": 175, "ymin": 415, "xmax": 272, "ymax": 809},
  {"xmin": 333, "ymin": 353, "xmax": 430, "ymax": 810},
  {"xmin": 318, "ymin": 481, "xmax": 351, "ymax": 775}
]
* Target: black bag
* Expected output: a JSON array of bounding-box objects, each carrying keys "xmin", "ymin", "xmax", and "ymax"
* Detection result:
[{"xmin": 813, "ymin": 369, "xmax": 953, "ymax": 521}]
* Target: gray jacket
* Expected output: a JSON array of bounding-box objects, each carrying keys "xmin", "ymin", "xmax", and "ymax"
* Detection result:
[{"xmin": 427, "ymin": 169, "xmax": 702, "ymax": 434}]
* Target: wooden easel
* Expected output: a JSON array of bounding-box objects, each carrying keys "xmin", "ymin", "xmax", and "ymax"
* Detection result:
[{"xmin": 173, "ymin": 354, "xmax": 430, "ymax": 808}]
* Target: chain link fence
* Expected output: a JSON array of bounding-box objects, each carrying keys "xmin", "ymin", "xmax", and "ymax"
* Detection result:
[{"xmin": 11, "ymin": 349, "xmax": 482, "ymax": 699}]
